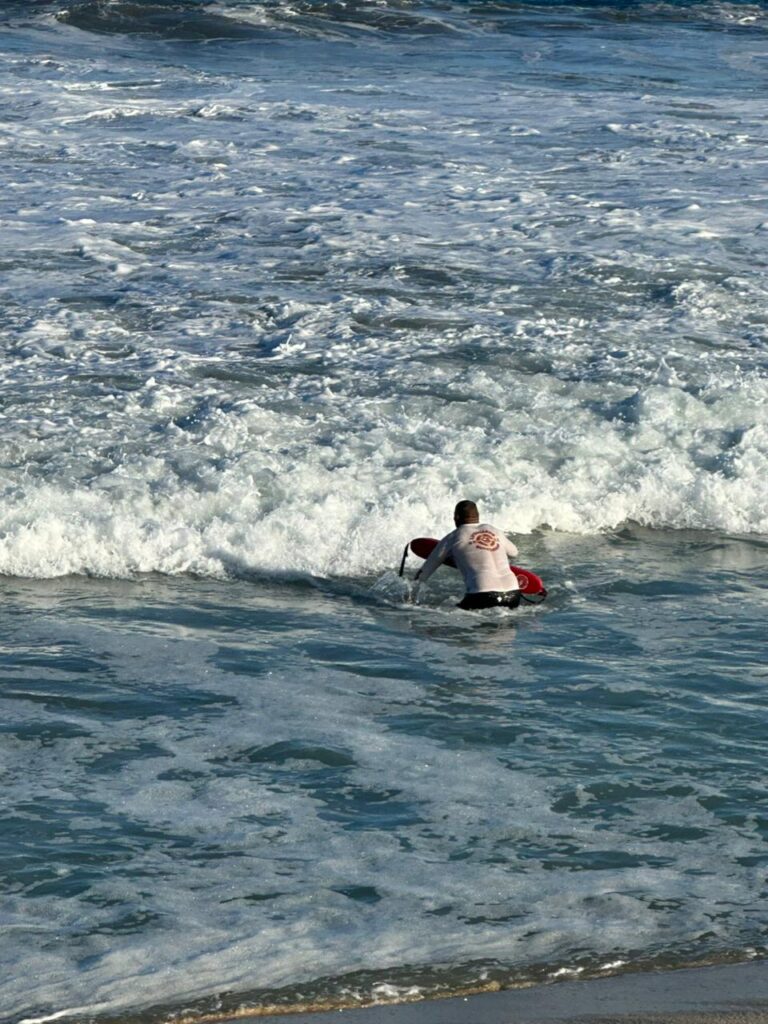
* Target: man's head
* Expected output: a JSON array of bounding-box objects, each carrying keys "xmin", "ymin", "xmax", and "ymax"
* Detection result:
[{"xmin": 454, "ymin": 500, "xmax": 479, "ymax": 526}]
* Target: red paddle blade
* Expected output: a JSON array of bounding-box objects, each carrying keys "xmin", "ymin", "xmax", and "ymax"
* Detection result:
[
  {"xmin": 409, "ymin": 536, "xmax": 456, "ymax": 568},
  {"xmin": 409, "ymin": 537, "xmax": 439, "ymax": 559},
  {"xmin": 409, "ymin": 537, "xmax": 545, "ymax": 595}
]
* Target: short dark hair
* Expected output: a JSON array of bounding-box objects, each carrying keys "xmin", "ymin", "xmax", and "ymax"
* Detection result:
[{"xmin": 454, "ymin": 500, "xmax": 479, "ymax": 523}]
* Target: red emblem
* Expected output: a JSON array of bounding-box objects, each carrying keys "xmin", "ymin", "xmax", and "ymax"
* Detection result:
[{"xmin": 471, "ymin": 529, "xmax": 499, "ymax": 551}]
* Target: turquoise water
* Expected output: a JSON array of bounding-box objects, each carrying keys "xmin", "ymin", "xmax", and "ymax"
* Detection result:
[
  {"xmin": 3, "ymin": 529, "xmax": 767, "ymax": 1022},
  {"xmin": 1, "ymin": 1, "xmax": 768, "ymax": 1021}
]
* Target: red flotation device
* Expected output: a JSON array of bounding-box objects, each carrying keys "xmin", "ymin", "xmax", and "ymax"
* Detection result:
[{"xmin": 405, "ymin": 537, "xmax": 547, "ymax": 601}]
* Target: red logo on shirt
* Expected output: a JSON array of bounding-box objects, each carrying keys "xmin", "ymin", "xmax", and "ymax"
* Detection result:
[{"xmin": 471, "ymin": 529, "xmax": 499, "ymax": 551}]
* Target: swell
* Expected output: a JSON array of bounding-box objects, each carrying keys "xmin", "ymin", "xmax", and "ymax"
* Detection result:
[
  {"xmin": 56, "ymin": 1, "xmax": 272, "ymax": 40},
  {"xmin": 55, "ymin": 0, "xmax": 462, "ymax": 41},
  {"xmin": 47, "ymin": 0, "xmax": 768, "ymax": 41}
]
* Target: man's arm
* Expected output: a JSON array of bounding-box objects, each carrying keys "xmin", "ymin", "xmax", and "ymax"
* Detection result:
[
  {"xmin": 502, "ymin": 534, "xmax": 519, "ymax": 559},
  {"xmin": 415, "ymin": 533, "xmax": 453, "ymax": 586}
]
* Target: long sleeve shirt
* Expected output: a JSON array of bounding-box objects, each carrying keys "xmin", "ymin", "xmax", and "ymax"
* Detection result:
[{"xmin": 417, "ymin": 523, "xmax": 519, "ymax": 595}]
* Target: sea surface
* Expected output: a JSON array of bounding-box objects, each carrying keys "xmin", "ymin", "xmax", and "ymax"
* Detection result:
[{"xmin": 1, "ymin": 1, "xmax": 767, "ymax": 1022}]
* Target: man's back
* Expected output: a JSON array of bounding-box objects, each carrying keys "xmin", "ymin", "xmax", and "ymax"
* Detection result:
[
  {"xmin": 450, "ymin": 523, "xmax": 518, "ymax": 594},
  {"xmin": 418, "ymin": 521, "xmax": 519, "ymax": 595}
]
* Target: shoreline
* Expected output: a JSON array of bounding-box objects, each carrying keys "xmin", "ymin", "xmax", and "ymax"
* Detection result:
[{"xmin": 213, "ymin": 960, "xmax": 768, "ymax": 1024}]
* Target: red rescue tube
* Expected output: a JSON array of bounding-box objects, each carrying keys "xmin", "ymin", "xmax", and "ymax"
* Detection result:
[{"xmin": 409, "ymin": 537, "xmax": 546, "ymax": 597}]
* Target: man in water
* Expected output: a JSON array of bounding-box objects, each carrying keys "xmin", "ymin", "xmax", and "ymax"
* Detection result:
[{"xmin": 414, "ymin": 500, "xmax": 521, "ymax": 610}]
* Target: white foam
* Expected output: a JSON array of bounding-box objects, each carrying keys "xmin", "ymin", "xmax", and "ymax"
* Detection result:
[
  {"xmin": 0, "ymin": 358, "xmax": 765, "ymax": 579},
  {"xmin": 2, "ymin": 27, "xmax": 766, "ymax": 581}
]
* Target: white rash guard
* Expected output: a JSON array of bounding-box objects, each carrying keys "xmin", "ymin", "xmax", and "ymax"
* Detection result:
[{"xmin": 417, "ymin": 523, "xmax": 520, "ymax": 595}]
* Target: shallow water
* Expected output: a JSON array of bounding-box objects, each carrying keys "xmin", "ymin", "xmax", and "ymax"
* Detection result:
[
  {"xmin": 4, "ymin": 528, "xmax": 767, "ymax": 1023},
  {"xmin": 1, "ymin": 1, "xmax": 767, "ymax": 1022}
]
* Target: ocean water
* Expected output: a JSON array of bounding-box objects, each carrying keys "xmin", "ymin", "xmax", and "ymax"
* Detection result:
[{"xmin": 1, "ymin": 1, "xmax": 767, "ymax": 1022}]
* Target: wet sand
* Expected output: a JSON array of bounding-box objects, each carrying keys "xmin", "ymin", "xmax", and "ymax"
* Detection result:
[{"xmin": 219, "ymin": 960, "xmax": 768, "ymax": 1024}]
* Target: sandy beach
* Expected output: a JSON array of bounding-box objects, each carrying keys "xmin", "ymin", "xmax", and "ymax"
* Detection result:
[{"xmin": 217, "ymin": 961, "xmax": 768, "ymax": 1024}]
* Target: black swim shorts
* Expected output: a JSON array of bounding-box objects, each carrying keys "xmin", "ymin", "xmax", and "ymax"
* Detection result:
[{"xmin": 458, "ymin": 590, "xmax": 521, "ymax": 611}]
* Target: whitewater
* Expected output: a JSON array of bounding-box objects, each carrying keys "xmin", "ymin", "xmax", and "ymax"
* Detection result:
[{"xmin": 1, "ymin": 1, "xmax": 767, "ymax": 1023}]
